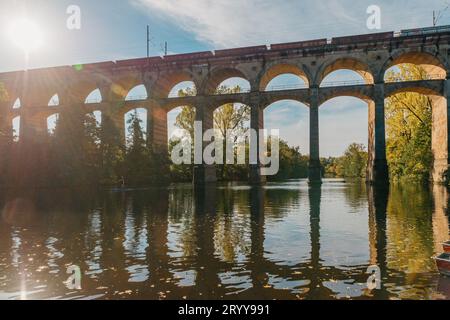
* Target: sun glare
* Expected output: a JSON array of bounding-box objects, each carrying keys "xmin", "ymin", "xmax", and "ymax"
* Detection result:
[{"xmin": 8, "ymin": 18, "xmax": 43, "ymax": 53}]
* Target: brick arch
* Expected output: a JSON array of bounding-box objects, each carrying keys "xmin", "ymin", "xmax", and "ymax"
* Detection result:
[
  {"xmin": 124, "ymin": 84, "xmax": 148, "ymax": 101},
  {"xmin": 201, "ymin": 67, "xmax": 252, "ymax": 95},
  {"xmin": 378, "ymin": 50, "xmax": 448, "ymax": 82},
  {"xmin": 164, "ymin": 100, "xmax": 197, "ymax": 113},
  {"xmin": 4, "ymin": 92, "xmax": 22, "ymax": 110},
  {"xmin": 47, "ymin": 93, "xmax": 60, "ymax": 106},
  {"xmin": 385, "ymin": 85, "xmax": 443, "ymax": 98},
  {"xmin": 0, "ymin": 81, "xmax": 20, "ymax": 107},
  {"xmin": 110, "ymin": 73, "xmax": 145, "ymax": 101},
  {"xmin": 21, "ymin": 85, "xmax": 56, "ymax": 108},
  {"xmin": 84, "ymin": 88, "xmax": 103, "ymax": 104},
  {"xmin": 262, "ymin": 96, "xmax": 309, "ymax": 109},
  {"xmin": 166, "ymin": 105, "xmax": 197, "ymax": 140},
  {"xmin": 318, "ymin": 88, "xmax": 373, "ymax": 106},
  {"xmin": 117, "ymin": 103, "xmax": 150, "ymax": 117},
  {"xmin": 46, "ymin": 113, "xmax": 60, "ymax": 132},
  {"xmin": 210, "ymin": 96, "xmax": 249, "ymax": 110},
  {"xmin": 315, "ymin": 57, "xmax": 375, "ymax": 86},
  {"xmin": 153, "ymin": 71, "xmax": 199, "ymax": 98},
  {"xmin": 258, "ymin": 63, "xmax": 310, "ymax": 91},
  {"xmin": 67, "ymin": 79, "xmax": 103, "ymax": 104}
]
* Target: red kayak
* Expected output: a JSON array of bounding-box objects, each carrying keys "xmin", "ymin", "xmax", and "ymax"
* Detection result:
[
  {"xmin": 436, "ymin": 253, "xmax": 450, "ymax": 277},
  {"xmin": 443, "ymin": 241, "xmax": 450, "ymax": 253}
]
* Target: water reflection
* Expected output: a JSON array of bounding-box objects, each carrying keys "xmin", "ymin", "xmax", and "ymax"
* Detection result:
[{"xmin": 0, "ymin": 180, "xmax": 449, "ymax": 300}]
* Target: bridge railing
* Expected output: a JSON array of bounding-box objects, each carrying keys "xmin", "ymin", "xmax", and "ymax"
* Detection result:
[
  {"xmin": 384, "ymin": 74, "xmax": 444, "ymax": 83},
  {"xmin": 118, "ymin": 76, "xmax": 447, "ymax": 100},
  {"xmin": 265, "ymin": 84, "xmax": 309, "ymax": 91},
  {"xmin": 124, "ymin": 95, "xmax": 148, "ymax": 102},
  {"xmin": 85, "ymin": 99, "xmax": 102, "ymax": 104}
]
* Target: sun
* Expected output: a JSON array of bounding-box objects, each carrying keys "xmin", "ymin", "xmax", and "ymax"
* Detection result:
[{"xmin": 8, "ymin": 18, "xmax": 43, "ymax": 53}]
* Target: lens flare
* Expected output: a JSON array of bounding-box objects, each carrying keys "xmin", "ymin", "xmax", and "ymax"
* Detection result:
[{"xmin": 8, "ymin": 18, "xmax": 43, "ymax": 53}]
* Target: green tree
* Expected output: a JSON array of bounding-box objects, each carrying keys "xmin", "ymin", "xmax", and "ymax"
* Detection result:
[
  {"xmin": 385, "ymin": 64, "xmax": 432, "ymax": 182},
  {"xmin": 172, "ymin": 85, "xmax": 250, "ymax": 181},
  {"xmin": 99, "ymin": 114, "xmax": 125, "ymax": 185},
  {"xmin": 123, "ymin": 110, "xmax": 169, "ymax": 187},
  {"xmin": 213, "ymin": 86, "xmax": 250, "ymax": 180},
  {"xmin": 175, "ymin": 87, "xmax": 197, "ymax": 141},
  {"xmin": 123, "ymin": 110, "xmax": 152, "ymax": 186},
  {"xmin": 168, "ymin": 137, "xmax": 193, "ymax": 182},
  {"xmin": 324, "ymin": 144, "xmax": 368, "ymax": 178},
  {"xmin": 338, "ymin": 143, "xmax": 368, "ymax": 178},
  {"xmin": 269, "ymin": 139, "xmax": 309, "ymax": 181},
  {"xmin": 170, "ymin": 87, "xmax": 197, "ymax": 181},
  {"xmin": 322, "ymin": 157, "xmax": 341, "ymax": 178},
  {"xmin": 50, "ymin": 109, "xmax": 101, "ymax": 186}
]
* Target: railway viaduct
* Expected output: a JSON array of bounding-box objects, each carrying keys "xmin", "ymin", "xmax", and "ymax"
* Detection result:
[{"xmin": 1, "ymin": 28, "xmax": 450, "ymax": 185}]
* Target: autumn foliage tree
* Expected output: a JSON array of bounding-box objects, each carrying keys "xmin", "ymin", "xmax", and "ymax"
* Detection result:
[{"xmin": 385, "ymin": 64, "xmax": 432, "ymax": 182}]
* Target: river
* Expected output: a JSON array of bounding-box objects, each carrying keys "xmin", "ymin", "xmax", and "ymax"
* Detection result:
[{"xmin": 0, "ymin": 179, "xmax": 449, "ymax": 300}]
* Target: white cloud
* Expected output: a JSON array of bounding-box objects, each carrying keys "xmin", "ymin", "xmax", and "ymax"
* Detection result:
[
  {"xmin": 131, "ymin": 0, "xmax": 358, "ymax": 47},
  {"xmin": 132, "ymin": 0, "xmax": 444, "ymax": 48},
  {"xmin": 131, "ymin": 0, "xmax": 446, "ymax": 155}
]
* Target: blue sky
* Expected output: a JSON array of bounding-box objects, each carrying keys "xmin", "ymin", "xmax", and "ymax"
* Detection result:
[{"xmin": 1, "ymin": 0, "xmax": 448, "ymax": 156}]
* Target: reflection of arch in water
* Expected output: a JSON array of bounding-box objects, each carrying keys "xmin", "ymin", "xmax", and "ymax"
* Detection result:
[{"xmin": 193, "ymin": 187, "xmax": 223, "ymax": 296}]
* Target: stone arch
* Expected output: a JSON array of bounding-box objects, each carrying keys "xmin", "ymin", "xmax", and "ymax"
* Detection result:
[
  {"xmin": 22, "ymin": 86, "xmax": 55, "ymax": 107},
  {"xmin": 202, "ymin": 67, "xmax": 252, "ymax": 95},
  {"xmin": 165, "ymin": 100, "xmax": 197, "ymax": 113},
  {"xmin": 120, "ymin": 103, "xmax": 149, "ymax": 117},
  {"xmin": 153, "ymin": 71, "xmax": 198, "ymax": 98},
  {"xmin": 259, "ymin": 63, "xmax": 310, "ymax": 91},
  {"xmin": 12, "ymin": 97, "xmax": 21, "ymax": 109},
  {"xmin": 47, "ymin": 113, "xmax": 59, "ymax": 134},
  {"xmin": 315, "ymin": 57, "xmax": 375, "ymax": 87},
  {"xmin": 211, "ymin": 96, "xmax": 249, "ymax": 109},
  {"xmin": 67, "ymin": 77, "xmax": 103, "ymax": 104},
  {"xmin": 111, "ymin": 73, "xmax": 145, "ymax": 101},
  {"xmin": 168, "ymin": 81, "xmax": 197, "ymax": 98},
  {"xmin": 85, "ymin": 110, "xmax": 102, "ymax": 126},
  {"xmin": 320, "ymin": 95, "xmax": 370, "ymax": 154},
  {"xmin": 85, "ymin": 89, "xmax": 103, "ymax": 104},
  {"xmin": 264, "ymin": 99, "xmax": 310, "ymax": 148},
  {"xmin": 125, "ymin": 84, "xmax": 148, "ymax": 101},
  {"xmin": 12, "ymin": 116, "xmax": 20, "ymax": 141},
  {"xmin": 379, "ymin": 51, "xmax": 447, "ymax": 82},
  {"xmin": 212, "ymin": 100, "xmax": 252, "ymax": 178},
  {"xmin": 319, "ymin": 87, "xmax": 373, "ymax": 106},
  {"xmin": 385, "ymin": 86, "xmax": 443, "ymax": 98},
  {"xmin": 262, "ymin": 95, "xmax": 309, "ymax": 109},
  {"xmin": 48, "ymin": 94, "xmax": 60, "ymax": 107},
  {"xmin": 167, "ymin": 105, "xmax": 197, "ymax": 144}
]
